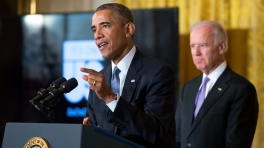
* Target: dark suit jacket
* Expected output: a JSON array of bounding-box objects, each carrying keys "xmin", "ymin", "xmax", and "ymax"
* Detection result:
[
  {"xmin": 176, "ymin": 65, "xmax": 258, "ymax": 148},
  {"xmin": 87, "ymin": 49, "xmax": 177, "ymax": 147}
]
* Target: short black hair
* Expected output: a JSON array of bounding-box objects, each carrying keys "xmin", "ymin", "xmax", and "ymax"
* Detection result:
[{"xmin": 95, "ymin": 3, "xmax": 134, "ymax": 26}]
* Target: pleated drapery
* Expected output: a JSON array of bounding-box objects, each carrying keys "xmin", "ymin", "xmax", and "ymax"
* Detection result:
[{"xmin": 114, "ymin": 0, "xmax": 264, "ymax": 147}]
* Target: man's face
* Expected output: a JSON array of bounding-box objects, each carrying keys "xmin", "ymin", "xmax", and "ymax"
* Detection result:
[
  {"xmin": 91, "ymin": 10, "xmax": 128, "ymax": 61},
  {"xmin": 190, "ymin": 26, "xmax": 225, "ymax": 74}
]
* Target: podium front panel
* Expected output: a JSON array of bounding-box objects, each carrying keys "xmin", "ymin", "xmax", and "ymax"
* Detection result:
[{"xmin": 2, "ymin": 123, "xmax": 143, "ymax": 148}]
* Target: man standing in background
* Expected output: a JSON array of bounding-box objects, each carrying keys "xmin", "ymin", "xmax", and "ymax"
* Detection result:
[{"xmin": 176, "ymin": 20, "xmax": 258, "ymax": 148}]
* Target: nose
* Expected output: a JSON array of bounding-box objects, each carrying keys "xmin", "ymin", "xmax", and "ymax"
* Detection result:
[
  {"xmin": 94, "ymin": 29, "xmax": 103, "ymax": 40},
  {"xmin": 192, "ymin": 46, "xmax": 201, "ymax": 56}
]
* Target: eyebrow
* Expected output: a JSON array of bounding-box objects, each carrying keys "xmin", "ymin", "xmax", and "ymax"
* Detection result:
[{"xmin": 91, "ymin": 22, "xmax": 111, "ymax": 30}]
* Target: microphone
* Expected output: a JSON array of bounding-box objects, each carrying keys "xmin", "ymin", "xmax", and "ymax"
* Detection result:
[
  {"xmin": 40, "ymin": 77, "xmax": 78, "ymax": 105},
  {"xmin": 29, "ymin": 77, "xmax": 67, "ymax": 109}
]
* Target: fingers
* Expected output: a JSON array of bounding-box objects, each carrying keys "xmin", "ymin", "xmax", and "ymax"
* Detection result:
[
  {"xmin": 81, "ymin": 73, "xmax": 88, "ymax": 82},
  {"xmin": 80, "ymin": 67, "xmax": 112, "ymax": 101},
  {"xmin": 80, "ymin": 68, "xmax": 97, "ymax": 75},
  {"xmin": 83, "ymin": 117, "xmax": 91, "ymax": 125},
  {"xmin": 81, "ymin": 74, "xmax": 96, "ymax": 86},
  {"xmin": 80, "ymin": 67, "xmax": 104, "ymax": 87},
  {"xmin": 80, "ymin": 68, "xmax": 98, "ymax": 84},
  {"xmin": 80, "ymin": 68, "xmax": 99, "ymax": 80}
]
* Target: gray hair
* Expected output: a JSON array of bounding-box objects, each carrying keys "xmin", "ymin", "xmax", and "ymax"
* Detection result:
[
  {"xmin": 95, "ymin": 3, "xmax": 134, "ymax": 26},
  {"xmin": 190, "ymin": 20, "xmax": 228, "ymax": 51}
]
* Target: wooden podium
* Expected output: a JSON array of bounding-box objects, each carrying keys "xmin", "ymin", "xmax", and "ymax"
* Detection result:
[{"xmin": 2, "ymin": 122, "xmax": 144, "ymax": 148}]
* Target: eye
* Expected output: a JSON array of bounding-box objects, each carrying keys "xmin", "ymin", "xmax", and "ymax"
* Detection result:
[
  {"xmin": 190, "ymin": 44, "xmax": 195, "ymax": 49},
  {"xmin": 200, "ymin": 43, "xmax": 208, "ymax": 48},
  {"xmin": 102, "ymin": 24, "xmax": 109, "ymax": 28},
  {"xmin": 91, "ymin": 28, "xmax": 96, "ymax": 33}
]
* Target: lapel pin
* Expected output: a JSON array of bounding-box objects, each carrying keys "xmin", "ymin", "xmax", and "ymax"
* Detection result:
[
  {"xmin": 218, "ymin": 88, "xmax": 222, "ymax": 91},
  {"xmin": 131, "ymin": 79, "xmax": 135, "ymax": 82}
]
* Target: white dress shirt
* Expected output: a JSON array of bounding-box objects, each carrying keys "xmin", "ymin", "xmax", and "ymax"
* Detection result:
[
  {"xmin": 106, "ymin": 45, "xmax": 136, "ymax": 111},
  {"xmin": 202, "ymin": 60, "xmax": 227, "ymax": 98}
]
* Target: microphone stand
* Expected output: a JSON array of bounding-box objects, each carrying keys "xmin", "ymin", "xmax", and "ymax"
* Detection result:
[
  {"xmin": 29, "ymin": 77, "xmax": 78, "ymax": 123},
  {"xmin": 29, "ymin": 96, "xmax": 60, "ymax": 123},
  {"xmin": 42, "ymin": 101, "xmax": 57, "ymax": 123}
]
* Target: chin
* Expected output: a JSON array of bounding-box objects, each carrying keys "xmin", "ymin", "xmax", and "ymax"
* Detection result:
[
  {"xmin": 195, "ymin": 65, "xmax": 205, "ymax": 71},
  {"xmin": 102, "ymin": 55, "xmax": 110, "ymax": 59},
  {"xmin": 100, "ymin": 52, "xmax": 110, "ymax": 58}
]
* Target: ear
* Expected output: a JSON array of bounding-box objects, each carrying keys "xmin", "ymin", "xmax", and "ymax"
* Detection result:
[
  {"xmin": 125, "ymin": 22, "xmax": 135, "ymax": 37},
  {"xmin": 219, "ymin": 41, "xmax": 226, "ymax": 54}
]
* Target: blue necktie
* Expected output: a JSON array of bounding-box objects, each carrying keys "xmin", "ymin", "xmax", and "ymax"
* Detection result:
[
  {"xmin": 194, "ymin": 76, "xmax": 210, "ymax": 118},
  {"xmin": 111, "ymin": 66, "xmax": 121, "ymax": 94}
]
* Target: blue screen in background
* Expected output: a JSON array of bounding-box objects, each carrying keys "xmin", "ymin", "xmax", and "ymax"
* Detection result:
[{"xmin": 62, "ymin": 40, "xmax": 104, "ymax": 117}]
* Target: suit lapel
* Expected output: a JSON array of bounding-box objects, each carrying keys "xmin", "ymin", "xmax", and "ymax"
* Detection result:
[
  {"xmin": 189, "ymin": 66, "xmax": 232, "ymax": 135},
  {"xmin": 104, "ymin": 65, "xmax": 112, "ymax": 89},
  {"xmin": 185, "ymin": 77, "xmax": 202, "ymax": 133},
  {"xmin": 103, "ymin": 66, "xmax": 114, "ymax": 115},
  {"xmin": 121, "ymin": 49, "xmax": 142, "ymax": 103}
]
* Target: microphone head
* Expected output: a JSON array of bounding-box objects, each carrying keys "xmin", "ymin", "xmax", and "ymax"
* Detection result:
[
  {"xmin": 50, "ymin": 77, "xmax": 67, "ymax": 88},
  {"xmin": 61, "ymin": 78, "xmax": 78, "ymax": 93}
]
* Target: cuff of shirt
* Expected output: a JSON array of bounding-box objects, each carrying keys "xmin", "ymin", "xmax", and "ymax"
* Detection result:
[{"xmin": 106, "ymin": 94, "xmax": 120, "ymax": 112}]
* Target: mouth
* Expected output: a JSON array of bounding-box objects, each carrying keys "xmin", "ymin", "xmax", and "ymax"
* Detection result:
[
  {"xmin": 97, "ymin": 42, "xmax": 108, "ymax": 50},
  {"xmin": 195, "ymin": 59, "xmax": 203, "ymax": 63}
]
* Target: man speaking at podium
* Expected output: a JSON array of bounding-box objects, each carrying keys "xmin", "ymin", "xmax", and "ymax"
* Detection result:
[{"xmin": 80, "ymin": 3, "xmax": 176, "ymax": 148}]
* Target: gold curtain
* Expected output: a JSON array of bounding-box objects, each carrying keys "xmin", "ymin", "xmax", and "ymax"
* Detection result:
[{"xmin": 115, "ymin": 0, "xmax": 264, "ymax": 147}]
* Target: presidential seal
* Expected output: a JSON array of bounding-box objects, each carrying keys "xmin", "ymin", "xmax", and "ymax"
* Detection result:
[{"xmin": 24, "ymin": 137, "xmax": 50, "ymax": 148}]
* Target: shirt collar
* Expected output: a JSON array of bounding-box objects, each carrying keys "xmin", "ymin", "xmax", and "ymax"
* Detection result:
[
  {"xmin": 111, "ymin": 45, "xmax": 136, "ymax": 74},
  {"xmin": 203, "ymin": 60, "xmax": 227, "ymax": 83}
]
